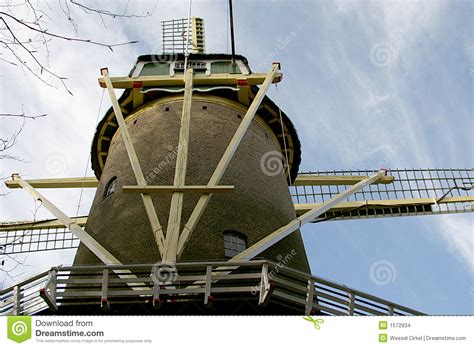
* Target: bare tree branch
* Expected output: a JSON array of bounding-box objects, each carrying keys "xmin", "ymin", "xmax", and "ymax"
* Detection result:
[
  {"xmin": 0, "ymin": 113, "xmax": 46, "ymax": 119},
  {"xmin": 0, "ymin": 116, "xmax": 26, "ymax": 161},
  {"xmin": 0, "ymin": 1, "xmax": 158, "ymax": 285},
  {"xmin": 70, "ymin": 0, "xmax": 157, "ymax": 19},
  {"xmin": 0, "ymin": 11, "xmax": 139, "ymax": 50},
  {"xmin": 0, "ymin": 0, "xmax": 157, "ymax": 96},
  {"xmin": 0, "ymin": 253, "xmax": 29, "ymax": 287}
]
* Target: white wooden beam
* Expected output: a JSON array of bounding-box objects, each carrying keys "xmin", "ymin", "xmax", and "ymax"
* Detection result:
[
  {"xmin": 229, "ymin": 170, "xmax": 386, "ymax": 261},
  {"xmin": 293, "ymin": 174, "xmax": 394, "ymax": 186},
  {"xmin": 98, "ymin": 72, "xmax": 282, "ymax": 89},
  {"xmin": 5, "ymin": 176, "xmax": 99, "ymax": 189},
  {"xmin": 101, "ymin": 68, "xmax": 165, "ymax": 257},
  {"xmin": 3, "ymin": 173, "xmax": 393, "ymax": 190},
  {"xmin": 164, "ymin": 68, "xmax": 194, "ymax": 262},
  {"xmin": 121, "ymin": 185, "xmax": 234, "ymax": 194},
  {"xmin": 0, "ymin": 216, "xmax": 87, "ymax": 231},
  {"xmin": 294, "ymin": 196, "xmax": 474, "ymax": 216},
  {"xmin": 177, "ymin": 63, "xmax": 281, "ymax": 258}
]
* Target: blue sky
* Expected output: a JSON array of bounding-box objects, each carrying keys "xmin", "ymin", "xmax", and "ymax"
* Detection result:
[{"xmin": 0, "ymin": 0, "xmax": 472, "ymax": 314}]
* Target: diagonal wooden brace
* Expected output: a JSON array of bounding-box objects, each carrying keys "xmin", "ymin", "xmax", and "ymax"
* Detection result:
[
  {"xmin": 229, "ymin": 170, "xmax": 386, "ymax": 261},
  {"xmin": 101, "ymin": 68, "xmax": 165, "ymax": 257}
]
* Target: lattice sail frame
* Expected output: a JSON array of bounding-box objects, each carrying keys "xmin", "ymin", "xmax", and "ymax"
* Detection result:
[
  {"xmin": 1, "ymin": 168, "xmax": 472, "ymax": 255},
  {"xmin": 0, "ymin": 219, "xmax": 85, "ymax": 255},
  {"xmin": 292, "ymin": 168, "xmax": 474, "ymax": 222}
]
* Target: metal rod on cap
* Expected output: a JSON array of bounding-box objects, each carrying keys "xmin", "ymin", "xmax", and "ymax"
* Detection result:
[{"xmin": 229, "ymin": 0, "xmax": 236, "ymax": 64}]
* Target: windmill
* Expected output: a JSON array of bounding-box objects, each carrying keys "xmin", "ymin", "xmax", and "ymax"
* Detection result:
[{"xmin": 1, "ymin": 14, "xmax": 472, "ymax": 317}]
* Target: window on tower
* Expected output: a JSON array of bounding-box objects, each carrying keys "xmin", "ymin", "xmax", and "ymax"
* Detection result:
[
  {"xmin": 223, "ymin": 231, "xmax": 247, "ymax": 258},
  {"xmin": 103, "ymin": 176, "xmax": 117, "ymax": 199}
]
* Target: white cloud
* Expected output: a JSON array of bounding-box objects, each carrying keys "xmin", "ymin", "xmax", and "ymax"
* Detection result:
[
  {"xmin": 299, "ymin": 1, "xmax": 473, "ymax": 273},
  {"xmin": 432, "ymin": 215, "xmax": 474, "ymax": 272}
]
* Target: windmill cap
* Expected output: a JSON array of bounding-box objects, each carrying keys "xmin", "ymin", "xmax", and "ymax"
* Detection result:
[{"xmin": 91, "ymin": 53, "xmax": 301, "ymax": 183}]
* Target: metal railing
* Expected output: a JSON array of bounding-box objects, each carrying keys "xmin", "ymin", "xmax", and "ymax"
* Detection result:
[
  {"xmin": 0, "ymin": 260, "xmax": 424, "ymax": 316},
  {"xmin": 0, "ymin": 270, "xmax": 50, "ymax": 315}
]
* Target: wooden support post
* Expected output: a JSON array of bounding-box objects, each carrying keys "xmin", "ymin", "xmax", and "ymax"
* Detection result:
[
  {"xmin": 152, "ymin": 287, "xmax": 161, "ymax": 309},
  {"xmin": 258, "ymin": 263, "xmax": 272, "ymax": 306},
  {"xmin": 132, "ymin": 88, "xmax": 144, "ymax": 109},
  {"xmin": 237, "ymin": 86, "xmax": 250, "ymax": 106},
  {"xmin": 165, "ymin": 68, "xmax": 194, "ymax": 262},
  {"xmin": 40, "ymin": 269, "xmax": 58, "ymax": 312},
  {"xmin": 348, "ymin": 291, "xmax": 355, "ymax": 316},
  {"xmin": 101, "ymin": 68, "xmax": 165, "ymax": 257},
  {"xmin": 388, "ymin": 304, "xmax": 395, "ymax": 316},
  {"xmin": 152, "ymin": 268, "xmax": 162, "ymax": 309},
  {"xmin": 304, "ymin": 279, "xmax": 315, "ymax": 315},
  {"xmin": 177, "ymin": 63, "xmax": 281, "ymax": 258},
  {"xmin": 101, "ymin": 269, "xmax": 110, "ymax": 311},
  {"xmin": 204, "ymin": 265, "xmax": 212, "ymax": 305},
  {"xmin": 12, "ymin": 285, "xmax": 20, "ymax": 315}
]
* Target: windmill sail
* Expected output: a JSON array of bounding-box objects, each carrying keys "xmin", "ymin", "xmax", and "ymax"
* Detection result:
[
  {"xmin": 2, "ymin": 168, "xmax": 472, "ymax": 255},
  {"xmin": 292, "ymin": 168, "xmax": 473, "ymax": 222},
  {"xmin": 0, "ymin": 218, "xmax": 85, "ymax": 255}
]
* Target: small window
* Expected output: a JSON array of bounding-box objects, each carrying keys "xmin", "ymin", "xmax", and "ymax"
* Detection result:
[
  {"xmin": 140, "ymin": 62, "xmax": 171, "ymax": 76},
  {"xmin": 103, "ymin": 176, "xmax": 117, "ymax": 199},
  {"xmin": 211, "ymin": 61, "xmax": 241, "ymax": 74},
  {"xmin": 223, "ymin": 232, "xmax": 246, "ymax": 258}
]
